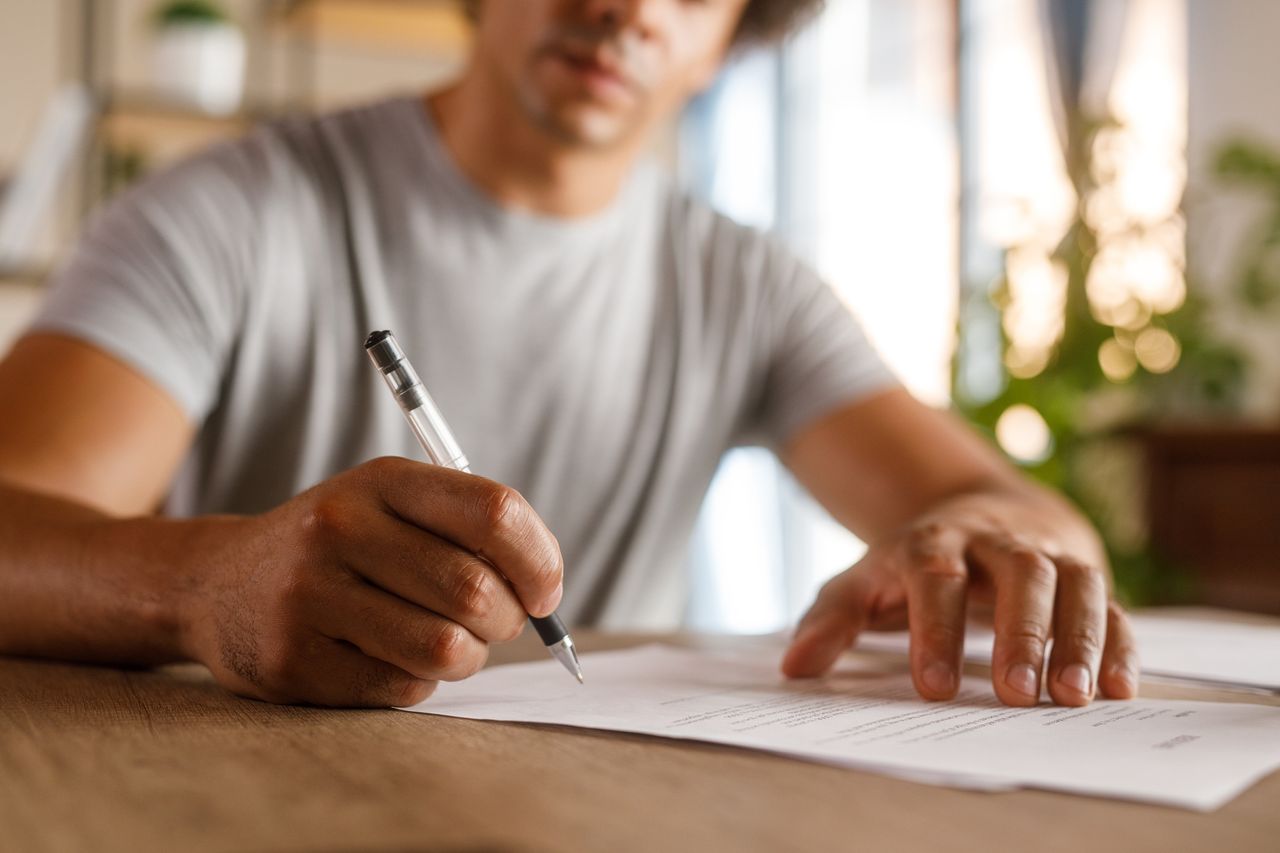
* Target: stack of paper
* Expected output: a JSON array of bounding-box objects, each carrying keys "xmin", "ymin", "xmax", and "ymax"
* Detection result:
[{"xmin": 402, "ymin": 644, "xmax": 1280, "ymax": 811}]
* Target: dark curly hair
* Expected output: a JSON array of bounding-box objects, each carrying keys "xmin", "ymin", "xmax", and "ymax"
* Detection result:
[
  {"xmin": 457, "ymin": 1, "xmax": 826, "ymax": 48},
  {"xmin": 733, "ymin": 0, "xmax": 826, "ymax": 46}
]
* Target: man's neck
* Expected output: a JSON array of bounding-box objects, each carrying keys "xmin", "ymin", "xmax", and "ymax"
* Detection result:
[{"xmin": 427, "ymin": 73, "xmax": 640, "ymax": 219}]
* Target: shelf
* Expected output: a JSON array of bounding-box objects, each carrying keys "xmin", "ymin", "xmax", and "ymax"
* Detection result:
[
  {"xmin": 276, "ymin": 0, "xmax": 471, "ymax": 56},
  {"xmin": 62, "ymin": 0, "xmax": 472, "ymax": 218},
  {"xmin": 98, "ymin": 90, "xmax": 269, "ymax": 132},
  {"xmin": 95, "ymin": 91, "xmax": 269, "ymax": 160},
  {"xmin": 0, "ymin": 267, "xmax": 52, "ymax": 286},
  {"xmin": 100, "ymin": 90, "xmax": 275, "ymax": 125}
]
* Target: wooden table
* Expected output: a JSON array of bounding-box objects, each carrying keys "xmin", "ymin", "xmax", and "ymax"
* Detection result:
[{"xmin": 3, "ymin": 616, "xmax": 1278, "ymax": 853}]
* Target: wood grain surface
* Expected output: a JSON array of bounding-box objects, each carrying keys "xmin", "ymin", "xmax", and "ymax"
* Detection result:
[{"xmin": 2, "ymin": 617, "xmax": 1278, "ymax": 853}]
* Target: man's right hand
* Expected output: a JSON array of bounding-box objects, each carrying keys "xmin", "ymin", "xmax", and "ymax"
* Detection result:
[{"xmin": 179, "ymin": 456, "xmax": 564, "ymax": 708}]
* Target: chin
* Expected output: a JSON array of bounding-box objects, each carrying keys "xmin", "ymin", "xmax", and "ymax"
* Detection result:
[
  {"xmin": 554, "ymin": 118, "xmax": 628, "ymax": 148},
  {"xmin": 532, "ymin": 98, "xmax": 643, "ymax": 150}
]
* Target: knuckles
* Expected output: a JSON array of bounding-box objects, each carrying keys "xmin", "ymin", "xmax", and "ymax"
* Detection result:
[
  {"xmin": 900, "ymin": 522, "xmax": 966, "ymax": 580},
  {"xmin": 1055, "ymin": 557, "xmax": 1107, "ymax": 594},
  {"xmin": 1058, "ymin": 628, "xmax": 1104, "ymax": 658},
  {"xmin": 907, "ymin": 520, "xmax": 949, "ymax": 547},
  {"xmin": 479, "ymin": 482, "xmax": 525, "ymax": 539},
  {"xmin": 446, "ymin": 560, "xmax": 525, "ymax": 642},
  {"xmin": 474, "ymin": 481, "xmax": 563, "ymax": 601},
  {"xmin": 424, "ymin": 620, "xmax": 470, "ymax": 673},
  {"xmin": 450, "ymin": 561, "xmax": 498, "ymax": 623},
  {"xmin": 995, "ymin": 541, "xmax": 1057, "ymax": 589},
  {"xmin": 1003, "ymin": 617, "xmax": 1051, "ymax": 647},
  {"xmin": 917, "ymin": 620, "xmax": 965, "ymax": 652},
  {"xmin": 300, "ymin": 496, "xmax": 356, "ymax": 546},
  {"xmin": 909, "ymin": 549, "xmax": 967, "ymax": 580},
  {"xmin": 360, "ymin": 454, "xmax": 412, "ymax": 485},
  {"xmin": 397, "ymin": 618, "xmax": 488, "ymax": 680}
]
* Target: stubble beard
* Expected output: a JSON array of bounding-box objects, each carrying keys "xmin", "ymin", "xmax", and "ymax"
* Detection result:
[{"xmin": 515, "ymin": 81, "xmax": 648, "ymax": 152}]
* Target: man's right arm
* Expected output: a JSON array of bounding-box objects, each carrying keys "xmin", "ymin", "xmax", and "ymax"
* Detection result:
[{"xmin": 0, "ymin": 333, "xmax": 564, "ymax": 707}]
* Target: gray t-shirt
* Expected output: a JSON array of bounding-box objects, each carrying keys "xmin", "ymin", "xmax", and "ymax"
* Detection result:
[{"xmin": 33, "ymin": 95, "xmax": 897, "ymax": 628}]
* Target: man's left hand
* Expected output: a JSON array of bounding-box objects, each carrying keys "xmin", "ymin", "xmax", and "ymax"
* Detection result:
[{"xmin": 780, "ymin": 491, "xmax": 1140, "ymax": 707}]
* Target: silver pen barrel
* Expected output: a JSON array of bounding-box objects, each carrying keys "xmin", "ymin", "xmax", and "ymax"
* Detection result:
[{"xmin": 365, "ymin": 330, "xmax": 470, "ymax": 471}]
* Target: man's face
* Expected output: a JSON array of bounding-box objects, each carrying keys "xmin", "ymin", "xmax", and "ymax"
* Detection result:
[{"xmin": 471, "ymin": 0, "xmax": 748, "ymax": 149}]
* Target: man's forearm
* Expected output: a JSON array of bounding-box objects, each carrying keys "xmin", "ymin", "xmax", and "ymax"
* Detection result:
[{"xmin": 0, "ymin": 482, "xmax": 211, "ymax": 666}]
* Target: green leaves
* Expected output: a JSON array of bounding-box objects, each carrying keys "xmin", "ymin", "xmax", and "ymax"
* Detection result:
[
  {"xmin": 954, "ymin": 125, "xmax": 1279, "ymax": 605},
  {"xmin": 151, "ymin": 1, "xmax": 232, "ymax": 29}
]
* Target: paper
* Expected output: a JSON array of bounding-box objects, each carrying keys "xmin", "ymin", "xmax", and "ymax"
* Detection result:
[
  {"xmin": 854, "ymin": 614, "xmax": 1280, "ymax": 693},
  {"xmin": 401, "ymin": 644, "xmax": 1280, "ymax": 811}
]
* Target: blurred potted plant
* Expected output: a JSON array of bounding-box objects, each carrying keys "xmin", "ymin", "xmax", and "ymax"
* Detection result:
[
  {"xmin": 953, "ymin": 119, "xmax": 1280, "ymax": 607},
  {"xmin": 1215, "ymin": 140, "xmax": 1280, "ymax": 317},
  {"xmin": 148, "ymin": 1, "xmax": 246, "ymax": 115}
]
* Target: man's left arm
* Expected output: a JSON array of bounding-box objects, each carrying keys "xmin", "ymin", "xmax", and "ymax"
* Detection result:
[{"xmin": 778, "ymin": 387, "xmax": 1139, "ymax": 707}]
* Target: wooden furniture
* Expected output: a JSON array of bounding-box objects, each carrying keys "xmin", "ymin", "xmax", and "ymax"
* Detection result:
[
  {"xmin": 0, "ymin": 1, "xmax": 468, "ymax": 301},
  {"xmin": 277, "ymin": 0, "xmax": 470, "ymax": 54},
  {"xmin": 71, "ymin": 0, "xmax": 471, "ymax": 208},
  {"xmin": 1145, "ymin": 426, "xmax": 1280, "ymax": 614},
  {"xmin": 2, "ymin": 613, "xmax": 1278, "ymax": 853}
]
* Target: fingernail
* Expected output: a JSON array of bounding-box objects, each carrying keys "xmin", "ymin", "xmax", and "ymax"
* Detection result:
[
  {"xmin": 923, "ymin": 661, "xmax": 956, "ymax": 695},
  {"xmin": 1006, "ymin": 663, "xmax": 1039, "ymax": 698},
  {"xmin": 1060, "ymin": 663, "xmax": 1092, "ymax": 696}
]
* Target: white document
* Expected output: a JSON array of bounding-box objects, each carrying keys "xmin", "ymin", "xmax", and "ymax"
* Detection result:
[
  {"xmin": 854, "ymin": 614, "xmax": 1280, "ymax": 694},
  {"xmin": 401, "ymin": 645, "xmax": 1280, "ymax": 811}
]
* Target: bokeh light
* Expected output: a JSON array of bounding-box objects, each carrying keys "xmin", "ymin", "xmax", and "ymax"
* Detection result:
[
  {"xmin": 1099, "ymin": 337, "xmax": 1138, "ymax": 382},
  {"xmin": 1134, "ymin": 326, "xmax": 1182, "ymax": 373},
  {"xmin": 991, "ymin": 0, "xmax": 1188, "ymax": 384},
  {"xmin": 996, "ymin": 404, "xmax": 1054, "ymax": 463}
]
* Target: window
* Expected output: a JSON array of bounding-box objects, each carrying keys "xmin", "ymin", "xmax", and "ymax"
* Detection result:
[{"xmin": 682, "ymin": 0, "xmax": 959, "ymax": 632}]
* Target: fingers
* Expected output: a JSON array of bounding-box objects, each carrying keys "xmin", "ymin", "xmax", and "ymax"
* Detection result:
[
  {"xmin": 902, "ymin": 525, "xmax": 969, "ymax": 701},
  {"xmin": 262, "ymin": 631, "xmax": 436, "ymax": 708},
  {"xmin": 337, "ymin": 509, "xmax": 527, "ymax": 644},
  {"xmin": 1098, "ymin": 601, "xmax": 1140, "ymax": 698},
  {"xmin": 781, "ymin": 568, "xmax": 873, "ymax": 678},
  {"xmin": 969, "ymin": 535, "xmax": 1056, "ymax": 706},
  {"xmin": 781, "ymin": 510, "xmax": 1135, "ymax": 711},
  {"xmin": 1045, "ymin": 556, "xmax": 1108, "ymax": 706},
  {"xmin": 313, "ymin": 575, "xmax": 490, "ymax": 683},
  {"xmin": 362, "ymin": 458, "xmax": 564, "ymax": 617}
]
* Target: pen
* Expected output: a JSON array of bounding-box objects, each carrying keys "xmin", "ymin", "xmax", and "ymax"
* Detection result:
[{"xmin": 364, "ymin": 329, "xmax": 584, "ymax": 684}]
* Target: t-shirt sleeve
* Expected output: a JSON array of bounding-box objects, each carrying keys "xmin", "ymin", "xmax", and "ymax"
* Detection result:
[
  {"xmin": 748, "ymin": 238, "xmax": 901, "ymax": 449},
  {"xmin": 29, "ymin": 137, "xmax": 267, "ymax": 422}
]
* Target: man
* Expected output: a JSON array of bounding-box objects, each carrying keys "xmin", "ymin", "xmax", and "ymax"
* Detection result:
[{"xmin": 0, "ymin": 0, "xmax": 1137, "ymax": 709}]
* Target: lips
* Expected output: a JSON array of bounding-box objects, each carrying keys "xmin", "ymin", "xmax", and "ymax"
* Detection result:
[{"xmin": 550, "ymin": 45, "xmax": 638, "ymax": 103}]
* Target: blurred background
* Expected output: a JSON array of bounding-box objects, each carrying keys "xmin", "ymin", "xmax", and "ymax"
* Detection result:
[{"xmin": 1, "ymin": 0, "xmax": 1277, "ymax": 629}]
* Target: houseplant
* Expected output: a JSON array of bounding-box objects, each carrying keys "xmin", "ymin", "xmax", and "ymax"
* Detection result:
[
  {"xmin": 148, "ymin": 1, "xmax": 246, "ymax": 115},
  {"xmin": 953, "ymin": 122, "xmax": 1278, "ymax": 606}
]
